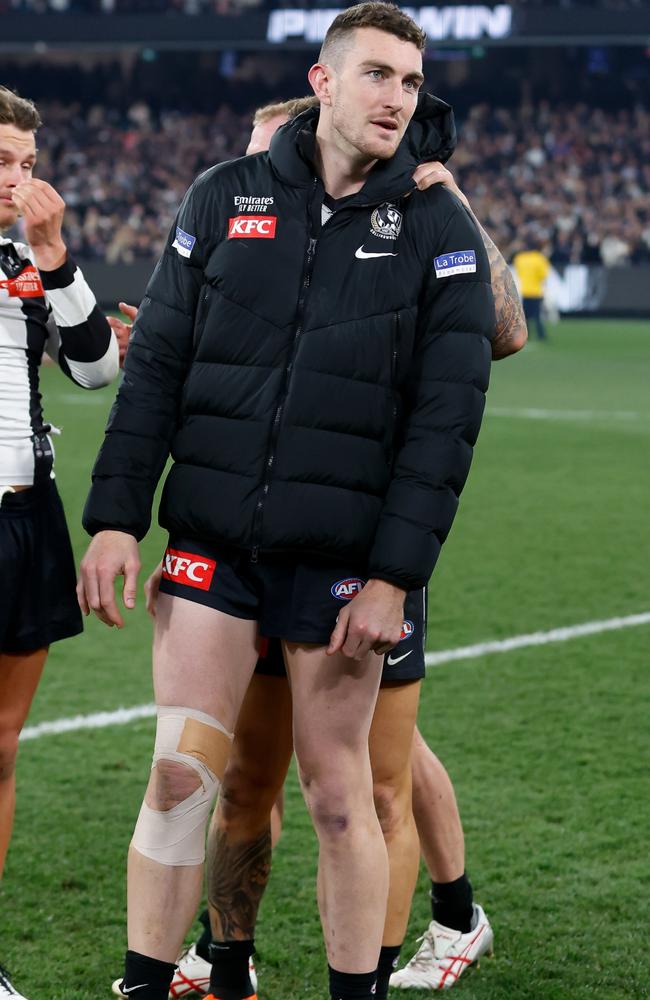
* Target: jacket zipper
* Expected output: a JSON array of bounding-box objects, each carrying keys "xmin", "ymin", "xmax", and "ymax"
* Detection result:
[
  {"xmin": 251, "ymin": 182, "xmax": 320, "ymax": 561},
  {"xmin": 392, "ymin": 310, "xmax": 400, "ymax": 386},
  {"xmin": 387, "ymin": 310, "xmax": 400, "ymax": 465}
]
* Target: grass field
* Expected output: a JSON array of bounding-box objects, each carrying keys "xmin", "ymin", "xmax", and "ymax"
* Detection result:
[{"xmin": 3, "ymin": 319, "xmax": 650, "ymax": 999}]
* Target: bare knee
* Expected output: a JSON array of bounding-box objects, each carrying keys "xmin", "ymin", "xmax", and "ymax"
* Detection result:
[
  {"xmin": 298, "ymin": 759, "xmax": 367, "ymax": 839},
  {"xmin": 145, "ymin": 759, "xmax": 202, "ymax": 811},
  {"xmin": 219, "ymin": 757, "xmax": 282, "ymax": 832},
  {"xmin": 0, "ymin": 731, "xmax": 19, "ymax": 782},
  {"xmin": 373, "ymin": 779, "xmax": 411, "ymax": 843}
]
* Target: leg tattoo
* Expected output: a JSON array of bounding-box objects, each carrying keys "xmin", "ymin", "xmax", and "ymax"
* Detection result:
[{"xmin": 208, "ymin": 825, "xmax": 272, "ymax": 940}]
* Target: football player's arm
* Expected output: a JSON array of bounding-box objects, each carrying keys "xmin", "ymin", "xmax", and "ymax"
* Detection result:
[
  {"xmin": 12, "ymin": 178, "xmax": 118, "ymax": 388},
  {"xmin": 42, "ymin": 261, "xmax": 118, "ymax": 389},
  {"xmin": 413, "ymin": 162, "xmax": 527, "ymax": 360},
  {"xmin": 367, "ymin": 191, "xmax": 494, "ymax": 593}
]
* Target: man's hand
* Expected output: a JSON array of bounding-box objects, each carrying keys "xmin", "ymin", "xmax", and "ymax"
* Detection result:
[
  {"xmin": 107, "ymin": 301, "xmax": 138, "ymax": 367},
  {"xmin": 11, "ymin": 178, "xmax": 67, "ymax": 271},
  {"xmin": 77, "ymin": 530, "xmax": 141, "ymax": 628},
  {"xmin": 327, "ymin": 579, "xmax": 406, "ymax": 661},
  {"xmin": 412, "ymin": 161, "xmax": 470, "ymax": 210},
  {"xmin": 144, "ymin": 561, "xmax": 163, "ymax": 619}
]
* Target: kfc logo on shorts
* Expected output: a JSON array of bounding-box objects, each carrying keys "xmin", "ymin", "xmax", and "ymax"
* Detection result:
[
  {"xmin": 399, "ymin": 619, "xmax": 415, "ymax": 642},
  {"xmin": 331, "ymin": 577, "xmax": 366, "ymax": 601},
  {"xmin": 228, "ymin": 215, "xmax": 277, "ymax": 239},
  {"xmin": 162, "ymin": 547, "xmax": 216, "ymax": 591}
]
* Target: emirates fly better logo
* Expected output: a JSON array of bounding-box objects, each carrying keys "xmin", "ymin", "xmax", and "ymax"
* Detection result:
[{"xmin": 228, "ymin": 216, "xmax": 277, "ymax": 239}]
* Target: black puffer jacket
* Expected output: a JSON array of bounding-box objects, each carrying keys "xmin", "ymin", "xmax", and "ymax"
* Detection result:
[{"xmin": 84, "ymin": 96, "xmax": 494, "ymax": 591}]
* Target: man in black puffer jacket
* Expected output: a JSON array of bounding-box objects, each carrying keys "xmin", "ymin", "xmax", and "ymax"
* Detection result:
[{"xmin": 78, "ymin": 6, "xmax": 494, "ymax": 1000}]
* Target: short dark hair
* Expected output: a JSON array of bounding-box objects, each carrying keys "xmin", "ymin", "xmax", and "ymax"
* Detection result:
[
  {"xmin": 253, "ymin": 95, "xmax": 319, "ymax": 128},
  {"xmin": 0, "ymin": 86, "xmax": 41, "ymax": 132},
  {"xmin": 320, "ymin": 2, "xmax": 426, "ymax": 63}
]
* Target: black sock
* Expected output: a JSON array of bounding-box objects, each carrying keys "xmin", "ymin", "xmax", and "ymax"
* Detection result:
[
  {"xmin": 196, "ymin": 909, "xmax": 213, "ymax": 963},
  {"xmin": 208, "ymin": 940, "xmax": 255, "ymax": 999},
  {"xmin": 121, "ymin": 950, "xmax": 176, "ymax": 1000},
  {"xmin": 328, "ymin": 965, "xmax": 378, "ymax": 1000},
  {"xmin": 374, "ymin": 945, "xmax": 401, "ymax": 1000},
  {"xmin": 431, "ymin": 873, "xmax": 474, "ymax": 933}
]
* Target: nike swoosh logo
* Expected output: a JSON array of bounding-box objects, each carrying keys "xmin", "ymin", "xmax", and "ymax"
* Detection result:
[
  {"xmin": 355, "ymin": 246, "xmax": 399, "ymax": 259},
  {"xmin": 386, "ymin": 650, "xmax": 413, "ymax": 666},
  {"xmin": 121, "ymin": 987, "xmax": 149, "ymax": 994}
]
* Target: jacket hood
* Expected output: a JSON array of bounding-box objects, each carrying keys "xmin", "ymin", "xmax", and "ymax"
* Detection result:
[{"xmin": 269, "ymin": 91, "xmax": 457, "ymax": 206}]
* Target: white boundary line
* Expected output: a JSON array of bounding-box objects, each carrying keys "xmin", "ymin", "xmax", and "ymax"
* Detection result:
[
  {"xmin": 20, "ymin": 611, "xmax": 650, "ymax": 743},
  {"xmin": 488, "ymin": 407, "xmax": 645, "ymax": 422},
  {"xmin": 21, "ymin": 703, "xmax": 156, "ymax": 742},
  {"xmin": 424, "ymin": 611, "xmax": 650, "ymax": 667}
]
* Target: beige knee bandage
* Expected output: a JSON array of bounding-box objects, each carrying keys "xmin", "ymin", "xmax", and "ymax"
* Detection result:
[{"xmin": 131, "ymin": 706, "xmax": 232, "ymax": 867}]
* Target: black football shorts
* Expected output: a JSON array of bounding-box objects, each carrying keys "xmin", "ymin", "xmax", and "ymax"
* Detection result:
[
  {"xmin": 158, "ymin": 535, "xmax": 426, "ymax": 678},
  {"xmin": 256, "ymin": 583, "xmax": 426, "ymax": 684},
  {"xmin": 0, "ymin": 480, "xmax": 83, "ymax": 653}
]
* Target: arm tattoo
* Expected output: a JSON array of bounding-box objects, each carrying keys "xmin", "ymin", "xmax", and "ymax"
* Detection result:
[
  {"xmin": 472, "ymin": 214, "xmax": 527, "ymax": 360},
  {"xmin": 207, "ymin": 824, "xmax": 272, "ymax": 941}
]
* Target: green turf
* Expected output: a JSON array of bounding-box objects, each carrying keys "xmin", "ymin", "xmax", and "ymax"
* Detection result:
[{"xmin": 3, "ymin": 319, "xmax": 650, "ymax": 998}]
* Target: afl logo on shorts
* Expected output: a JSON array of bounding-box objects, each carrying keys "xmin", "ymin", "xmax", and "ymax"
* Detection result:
[
  {"xmin": 162, "ymin": 548, "xmax": 217, "ymax": 591},
  {"xmin": 331, "ymin": 577, "xmax": 366, "ymax": 601},
  {"xmin": 399, "ymin": 619, "xmax": 415, "ymax": 642}
]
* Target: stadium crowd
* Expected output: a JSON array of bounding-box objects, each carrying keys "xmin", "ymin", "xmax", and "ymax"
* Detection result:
[
  {"xmin": 24, "ymin": 98, "xmax": 649, "ymax": 268},
  {"xmin": 3, "ymin": 0, "xmax": 646, "ymax": 11}
]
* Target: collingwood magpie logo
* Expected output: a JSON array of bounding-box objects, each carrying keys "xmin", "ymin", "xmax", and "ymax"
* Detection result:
[{"xmin": 370, "ymin": 203, "xmax": 402, "ymax": 241}]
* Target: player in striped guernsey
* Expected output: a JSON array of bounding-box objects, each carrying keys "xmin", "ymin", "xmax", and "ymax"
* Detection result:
[{"xmin": 0, "ymin": 86, "xmax": 119, "ymax": 1000}]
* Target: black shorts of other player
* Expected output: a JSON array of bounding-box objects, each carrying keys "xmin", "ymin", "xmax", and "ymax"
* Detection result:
[
  {"xmin": 158, "ymin": 535, "xmax": 426, "ymax": 679},
  {"xmin": 0, "ymin": 480, "xmax": 83, "ymax": 653},
  {"xmin": 256, "ymin": 587, "xmax": 426, "ymax": 683}
]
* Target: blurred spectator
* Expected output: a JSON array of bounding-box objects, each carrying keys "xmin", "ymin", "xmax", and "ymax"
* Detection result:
[{"xmin": 454, "ymin": 100, "xmax": 650, "ymax": 267}]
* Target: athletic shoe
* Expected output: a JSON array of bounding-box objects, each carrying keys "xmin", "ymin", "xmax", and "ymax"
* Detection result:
[
  {"xmin": 0, "ymin": 965, "xmax": 29, "ymax": 999},
  {"xmin": 204, "ymin": 995, "xmax": 257, "ymax": 1000},
  {"xmin": 111, "ymin": 947, "xmax": 258, "ymax": 999},
  {"xmin": 169, "ymin": 945, "xmax": 258, "ymax": 999},
  {"xmin": 389, "ymin": 904, "xmax": 493, "ymax": 990}
]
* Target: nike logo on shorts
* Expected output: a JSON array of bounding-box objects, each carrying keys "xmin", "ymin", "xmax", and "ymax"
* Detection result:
[
  {"xmin": 121, "ymin": 987, "xmax": 149, "ymax": 994},
  {"xmin": 386, "ymin": 650, "xmax": 413, "ymax": 666},
  {"xmin": 355, "ymin": 246, "xmax": 398, "ymax": 259}
]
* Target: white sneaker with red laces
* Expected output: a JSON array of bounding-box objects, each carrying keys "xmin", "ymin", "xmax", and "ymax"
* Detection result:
[
  {"xmin": 0, "ymin": 964, "xmax": 29, "ymax": 1000},
  {"xmin": 389, "ymin": 904, "xmax": 493, "ymax": 990},
  {"xmin": 111, "ymin": 944, "xmax": 258, "ymax": 999}
]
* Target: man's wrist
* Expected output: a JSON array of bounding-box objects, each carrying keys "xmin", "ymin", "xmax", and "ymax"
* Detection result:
[
  {"xmin": 366, "ymin": 577, "xmax": 407, "ymax": 596},
  {"xmin": 31, "ymin": 241, "xmax": 67, "ymax": 273}
]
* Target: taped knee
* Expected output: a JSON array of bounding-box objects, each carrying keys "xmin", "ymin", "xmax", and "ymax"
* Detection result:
[{"xmin": 132, "ymin": 706, "xmax": 232, "ymax": 867}]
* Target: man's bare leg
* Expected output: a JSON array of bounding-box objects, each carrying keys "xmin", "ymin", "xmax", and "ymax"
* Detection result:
[
  {"xmin": 127, "ymin": 595, "xmax": 259, "ymax": 967},
  {"xmin": 370, "ymin": 681, "xmax": 421, "ymax": 949},
  {"xmin": 368, "ymin": 680, "xmax": 421, "ymax": 998},
  {"xmin": 285, "ymin": 642, "xmax": 388, "ymax": 978},
  {"xmin": 202, "ymin": 674, "xmax": 293, "ymax": 998},
  {"xmin": 208, "ymin": 674, "xmax": 293, "ymax": 942},
  {"xmin": 411, "ymin": 726, "xmax": 464, "ymax": 883},
  {"xmin": 0, "ymin": 648, "xmax": 48, "ymax": 876},
  {"xmin": 389, "ymin": 727, "xmax": 489, "ymax": 993}
]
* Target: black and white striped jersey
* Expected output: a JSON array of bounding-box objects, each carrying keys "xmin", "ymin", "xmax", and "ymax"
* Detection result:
[{"xmin": 0, "ymin": 237, "xmax": 118, "ymax": 487}]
